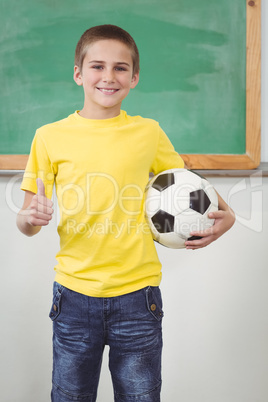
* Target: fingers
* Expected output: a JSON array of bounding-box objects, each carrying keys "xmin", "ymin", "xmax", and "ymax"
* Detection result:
[
  {"xmin": 27, "ymin": 179, "xmax": 54, "ymax": 226},
  {"xmin": 189, "ymin": 226, "xmax": 215, "ymax": 240},
  {"xmin": 184, "ymin": 208, "xmax": 235, "ymax": 250},
  {"xmin": 185, "ymin": 236, "xmax": 212, "ymax": 250},
  {"xmin": 185, "ymin": 220, "xmax": 218, "ymax": 250},
  {"xmin": 208, "ymin": 210, "xmax": 225, "ymax": 219}
]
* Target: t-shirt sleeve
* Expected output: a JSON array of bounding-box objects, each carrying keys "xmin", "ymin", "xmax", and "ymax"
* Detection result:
[
  {"xmin": 150, "ymin": 126, "xmax": 184, "ymax": 175},
  {"xmin": 20, "ymin": 130, "xmax": 55, "ymax": 199}
]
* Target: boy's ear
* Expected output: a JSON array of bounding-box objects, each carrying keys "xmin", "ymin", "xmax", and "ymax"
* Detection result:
[
  {"xmin": 130, "ymin": 72, "xmax": 139, "ymax": 89},
  {"xmin": 73, "ymin": 65, "xmax": 83, "ymax": 86}
]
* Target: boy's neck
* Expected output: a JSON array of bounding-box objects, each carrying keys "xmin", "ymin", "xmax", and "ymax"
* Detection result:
[{"xmin": 78, "ymin": 105, "xmax": 122, "ymax": 120}]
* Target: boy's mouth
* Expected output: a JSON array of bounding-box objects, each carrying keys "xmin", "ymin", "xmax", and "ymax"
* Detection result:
[{"xmin": 97, "ymin": 88, "xmax": 119, "ymax": 95}]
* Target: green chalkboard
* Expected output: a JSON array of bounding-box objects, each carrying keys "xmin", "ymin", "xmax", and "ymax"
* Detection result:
[{"xmin": 0, "ymin": 0, "xmax": 261, "ymax": 169}]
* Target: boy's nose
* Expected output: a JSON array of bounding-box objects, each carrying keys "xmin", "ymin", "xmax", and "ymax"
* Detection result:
[{"xmin": 103, "ymin": 70, "xmax": 115, "ymax": 84}]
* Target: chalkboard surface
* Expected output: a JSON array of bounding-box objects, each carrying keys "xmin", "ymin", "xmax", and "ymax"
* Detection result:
[{"xmin": 0, "ymin": 0, "xmax": 261, "ymax": 169}]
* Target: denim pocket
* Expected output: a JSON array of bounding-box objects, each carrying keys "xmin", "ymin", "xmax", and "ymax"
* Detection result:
[
  {"xmin": 49, "ymin": 282, "xmax": 64, "ymax": 321},
  {"xmin": 145, "ymin": 286, "xmax": 164, "ymax": 321}
]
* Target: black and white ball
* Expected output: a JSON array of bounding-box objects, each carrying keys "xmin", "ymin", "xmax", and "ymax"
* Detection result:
[{"xmin": 145, "ymin": 168, "xmax": 218, "ymax": 249}]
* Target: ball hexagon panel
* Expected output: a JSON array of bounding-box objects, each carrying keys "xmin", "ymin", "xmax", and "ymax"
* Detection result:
[
  {"xmin": 144, "ymin": 186, "xmax": 161, "ymax": 218},
  {"xmin": 175, "ymin": 169, "xmax": 204, "ymax": 189},
  {"xmin": 160, "ymin": 169, "xmax": 206, "ymax": 217},
  {"xmin": 174, "ymin": 208, "xmax": 212, "ymax": 239},
  {"xmin": 158, "ymin": 231, "xmax": 186, "ymax": 249},
  {"xmin": 160, "ymin": 183, "xmax": 189, "ymax": 216}
]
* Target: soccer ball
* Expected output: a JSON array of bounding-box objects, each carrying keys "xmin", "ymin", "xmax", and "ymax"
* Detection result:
[{"xmin": 145, "ymin": 168, "xmax": 218, "ymax": 249}]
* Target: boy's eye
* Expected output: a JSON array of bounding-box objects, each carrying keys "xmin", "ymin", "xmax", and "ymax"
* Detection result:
[
  {"xmin": 92, "ymin": 65, "xmax": 103, "ymax": 70},
  {"xmin": 115, "ymin": 66, "xmax": 127, "ymax": 71}
]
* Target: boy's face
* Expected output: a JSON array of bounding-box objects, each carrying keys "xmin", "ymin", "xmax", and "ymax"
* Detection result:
[{"xmin": 74, "ymin": 39, "xmax": 139, "ymax": 119}]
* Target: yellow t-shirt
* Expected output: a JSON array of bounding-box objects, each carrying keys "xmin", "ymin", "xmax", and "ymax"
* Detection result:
[{"xmin": 21, "ymin": 110, "xmax": 184, "ymax": 297}]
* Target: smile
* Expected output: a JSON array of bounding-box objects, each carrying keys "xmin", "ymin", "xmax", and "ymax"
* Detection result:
[{"xmin": 97, "ymin": 88, "xmax": 119, "ymax": 95}]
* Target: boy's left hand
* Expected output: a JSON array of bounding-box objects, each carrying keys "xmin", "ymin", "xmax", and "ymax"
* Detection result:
[{"xmin": 184, "ymin": 192, "xmax": 236, "ymax": 250}]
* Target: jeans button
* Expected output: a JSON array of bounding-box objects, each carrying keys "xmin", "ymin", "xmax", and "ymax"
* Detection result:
[
  {"xmin": 150, "ymin": 304, "xmax": 156, "ymax": 311},
  {"xmin": 53, "ymin": 304, "xmax": 58, "ymax": 312}
]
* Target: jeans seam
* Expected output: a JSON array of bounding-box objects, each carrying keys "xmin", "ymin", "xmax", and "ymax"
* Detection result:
[
  {"xmin": 114, "ymin": 380, "xmax": 162, "ymax": 398},
  {"xmin": 52, "ymin": 380, "xmax": 95, "ymax": 400}
]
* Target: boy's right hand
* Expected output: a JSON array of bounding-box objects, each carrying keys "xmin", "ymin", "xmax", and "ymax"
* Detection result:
[{"xmin": 27, "ymin": 178, "xmax": 54, "ymax": 227}]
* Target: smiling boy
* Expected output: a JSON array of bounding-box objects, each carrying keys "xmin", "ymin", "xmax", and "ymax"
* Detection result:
[
  {"xmin": 17, "ymin": 25, "xmax": 235, "ymax": 401},
  {"xmin": 74, "ymin": 38, "xmax": 139, "ymax": 119}
]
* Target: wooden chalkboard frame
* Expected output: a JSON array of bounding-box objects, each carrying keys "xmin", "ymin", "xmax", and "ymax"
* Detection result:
[
  {"xmin": 183, "ymin": 0, "xmax": 261, "ymax": 170},
  {"xmin": 0, "ymin": 0, "xmax": 261, "ymax": 170}
]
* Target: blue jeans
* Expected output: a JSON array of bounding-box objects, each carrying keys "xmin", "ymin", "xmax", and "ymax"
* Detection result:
[{"xmin": 49, "ymin": 282, "xmax": 163, "ymax": 401}]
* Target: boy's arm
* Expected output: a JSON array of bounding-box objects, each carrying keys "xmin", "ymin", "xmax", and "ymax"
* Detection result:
[
  {"xmin": 17, "ymin": 178, "xmax": 54, "ymax": 237},
  {"xmin": 184, "ymin": 191, "xmax": 236, "ymax": 250}
]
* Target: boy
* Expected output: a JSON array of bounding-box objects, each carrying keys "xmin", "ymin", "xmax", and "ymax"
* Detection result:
[{"xmin": 17, "ymin": 24, "xmax": 235, "ymax": 402}]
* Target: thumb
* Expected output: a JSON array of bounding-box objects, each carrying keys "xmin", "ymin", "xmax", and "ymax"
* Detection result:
[{"xmin": 36, "ymin": 178, "xmax": 46, "ymax": 197}]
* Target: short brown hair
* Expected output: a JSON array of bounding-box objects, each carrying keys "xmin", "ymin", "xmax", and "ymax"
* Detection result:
[{"xmin": 75, "ymin": 24, "xmax": 140, "ymax": 76}]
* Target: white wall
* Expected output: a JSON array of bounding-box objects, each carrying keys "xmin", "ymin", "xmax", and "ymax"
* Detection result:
[{"xmin": 1, "ymin": 3, "xmax": 268, "ymax": 401}]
